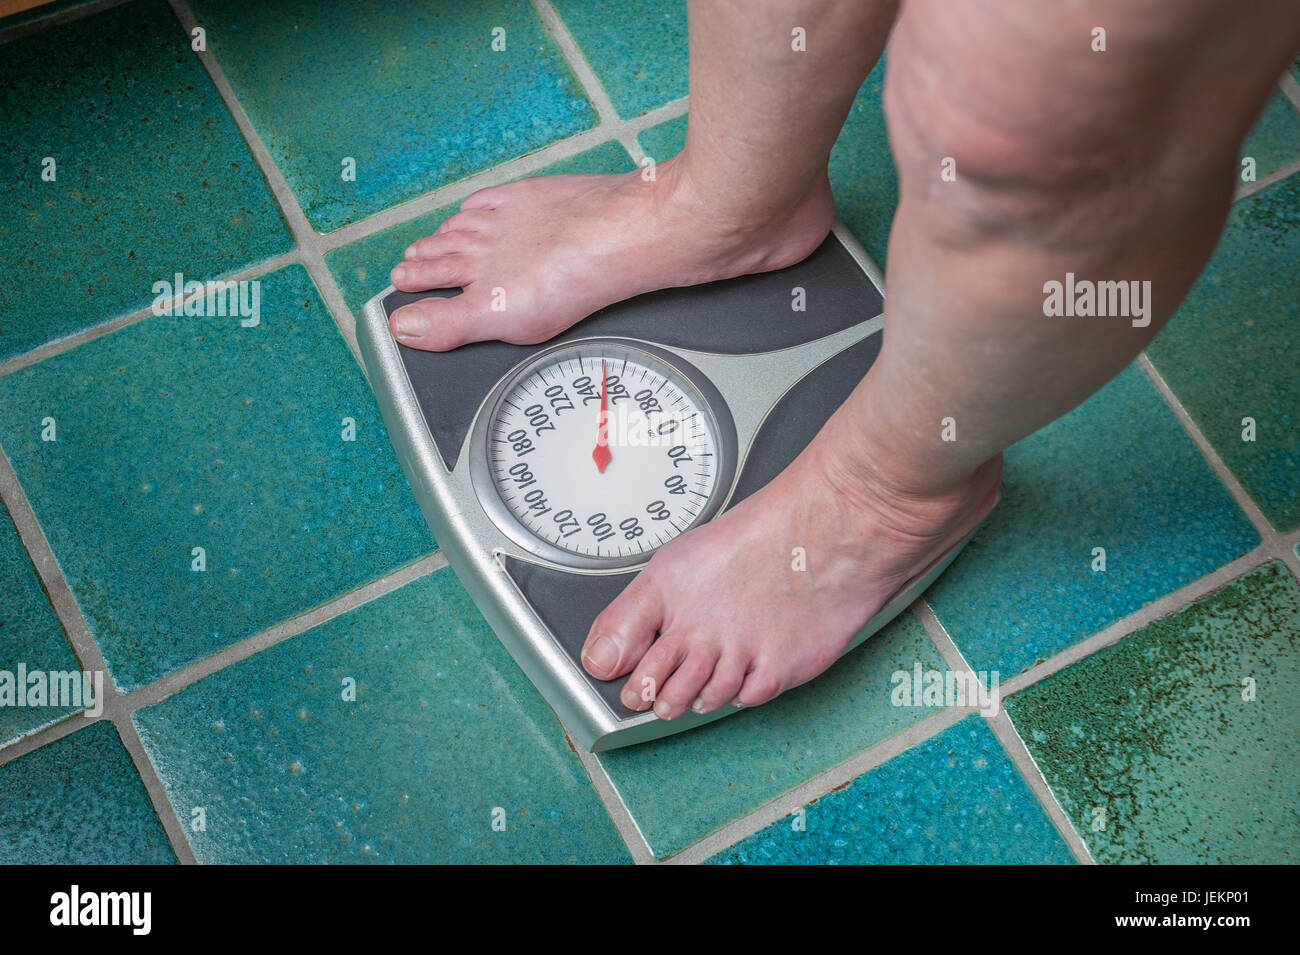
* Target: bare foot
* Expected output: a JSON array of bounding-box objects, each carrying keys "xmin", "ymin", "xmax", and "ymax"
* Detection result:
[
  {"xmin": 579, "ymin": 413, "xmax": 1003, "ymax": 718},
  {"xmin": 387, "ymin": 156, "xmax": 835, "ymax": 350}
]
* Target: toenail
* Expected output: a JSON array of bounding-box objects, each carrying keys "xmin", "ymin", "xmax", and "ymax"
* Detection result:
[
  {"xmin": 581, "ymin": 635, "xmax": 621, "ymax": 675},
  {"xmin": 691, "ymin": 698, "xmax": 706, "ymax": 713},
  {"xmin": 404, "ymin": 244, "xmax": 416, "ymax": 258},
  {"xmin": 730, "ymin": 700, "xmax": 746, "ymax": 709},
  {"xmin": 393, "ymin": 310, "xmax": 425, "ymax": 341},
  {"xmin": 620, "ymin": 688, "xmax": 640, "ymax": 709},
  {"xmin": 392, "ymin": 264, "xmax": 407, "ymax": 282},
  {"xmin": 654, "ymin": 701, "xmax": 673, "ymax": 720}
]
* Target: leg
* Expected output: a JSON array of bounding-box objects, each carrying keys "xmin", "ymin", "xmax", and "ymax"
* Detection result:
[
  {"xmin": 582, "ymin": 0, "xmax": 1300, "ymax": 718},
  {"xmin": 387, "ymin": 0, "xmax": 897, "ymax": 350}
]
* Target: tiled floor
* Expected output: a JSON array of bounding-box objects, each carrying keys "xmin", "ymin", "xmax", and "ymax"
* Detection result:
[{"xmin": 1, "ymin": 0, "xmax": 1297, "ymax": 865}]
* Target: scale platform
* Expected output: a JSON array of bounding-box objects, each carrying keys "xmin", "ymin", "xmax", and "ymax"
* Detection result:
[{"xmin": 357, "ymin": 222, "xmax": 971, "ymax": 752}]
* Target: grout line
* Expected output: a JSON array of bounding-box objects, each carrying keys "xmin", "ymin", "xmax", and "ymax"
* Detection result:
[
  {"xmin": 164, "ymin": 0, "xmax": 366, "ymax": 365},
  {"xmin": 912, "ymin": 600, "xmax": 1095, "ymax": 864},
  {"xmin": 0, "ymin": 251, "xmax": 302, "ymax": 380},
  {"xmin": 566, "ymin": 735, "xmax": 656, "ymax": 864},
  {"xmin": 996, "ymin": 546, "xmax": 1272, "ymax": 699},
  {"xmin": 121, "ymin": 552, "xmax": 446, "ymax": 711},
  {"xmin": 110, "ymin": 714, "xmax": 200, "ymax": 864},
  {"xmin": 1137, "ymin": 354, "xmax": 1290, "ymax": 554},
  {"xmin": 316, "ymin": 96, "xmax": 687, "ymax": 255},
  {"xmin": 666, "ymin": 705, "xmax": 969, "ymax": 865},
  {"xmin": 0, "ymin": 438, "xmax": 198, "ymax": 860},
  {"xmin": 986, "ymin": 709, "xmax": 1095, "ymax": 864},
  {"xmin": 1234, "ymin": 155, "xmax": 1300, "ymax": 202},
  {"xmin": 530, "ymin": 0, "xmax": 622, "ymax": 127},
  {"xmin": 0, "ymin": 0, "xmax": 128, "ymax": 44},
  {"xmin": 1278, "ymin": 69, "xmax": 1300, "ymax": 114}
]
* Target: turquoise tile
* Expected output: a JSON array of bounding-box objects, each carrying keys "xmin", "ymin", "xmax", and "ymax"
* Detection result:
[
  {"xmin": 711, "ymin": 717, "xmax": 1074, "ymax": 864},
  {"xmin": 1239, "ymin": 89, "xmax": 1300, "ymax": 183},
  {"xmin": 829, "ymin": 58, "xmax": 896, "ymax": 268},
  {"xmin": 0, "ymin": 502, "xmax": 83, "ymax": 745},
  {"xmin": 189, "ymin": 0, "xmax": 597, "ymax": 232},
  {"xmin": 1006, "ymin": 562, "xmax": 1300, "ymax": 864},
  {"xmin": 325, "ymin": 140, "xmax": 634, "ymax": 316},
  {"xmin": 636, "ymin": 113, "xmax": 687, "ymax": 163},
  {"xmin": 928, "ymin": 363, "xmax": 1259, "ymax": 678},
  {"xmin": 598, "ymin": 612, "xmax": 950, "ymax": 858},
  {"xmin": 0, "ymin": 0, "xmax": 293, "ymax": 363},
  {"xmin": 0, "ymin": 720, "xmax": 176, "ymax": 864},
  {"xmin": 1146, "ymin": 174, "xmax": 1300, "ymax": 531},
  {"xmin": 551, "ymin": 0, "xmax": 687, "ymax": 118},
  {"xmin": 0, "ymin": 265, "xmax": 434, "ymax": 692},
  {"xmin": 133, "ymin": 568, "xmax": 631, "ymax": 864}
]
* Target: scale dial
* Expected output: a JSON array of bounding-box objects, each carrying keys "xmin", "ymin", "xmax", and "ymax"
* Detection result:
[{"xmin": 475, "ymin": 340, "xmax": 736, "ymax": 570}]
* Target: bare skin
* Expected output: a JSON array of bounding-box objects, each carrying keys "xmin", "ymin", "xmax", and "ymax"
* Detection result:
[{"xmin": 392, "ymin": 0, "xmax": 1300, "ymax": 718}]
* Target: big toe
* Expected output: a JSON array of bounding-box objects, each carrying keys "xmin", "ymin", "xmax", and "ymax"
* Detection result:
[{"xmin": 581, "ymin": 574, "xmax": 663, "ymax": 681}]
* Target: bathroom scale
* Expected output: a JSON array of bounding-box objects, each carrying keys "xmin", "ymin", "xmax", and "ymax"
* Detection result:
[{"xmin": 357, "ymin": 221, "xmax": 976, "ymax": 751}]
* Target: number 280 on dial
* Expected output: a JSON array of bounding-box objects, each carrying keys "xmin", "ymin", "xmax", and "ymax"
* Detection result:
[{"xmin": 480, "ymin": 341, "xmax": 734, "ymax": 568}]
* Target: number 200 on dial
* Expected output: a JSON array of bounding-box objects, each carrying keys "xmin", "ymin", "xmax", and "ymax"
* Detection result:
[{"xmin": 483, "ymin": 342, "xmax": 730, "ymax": 565}]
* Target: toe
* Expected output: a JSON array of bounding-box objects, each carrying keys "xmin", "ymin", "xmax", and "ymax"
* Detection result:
[
  {"xmin": 734, "ymin": 666, "xmax": 784, "ymax": 708},
  {"xmin": 581, "ymin": 574, "xmax": 663, "ymax": 681},
  {"xmin": 620, "ymin": 634, "xmax": 686, "ymax": 712},
  {"xmin": 653, "ymin": 648, "xmax": 718, "ymax": 720},
  {"xmin": 458, "ymin": 186, "xmax": 509, "ymax": 211},
  {"xmin": 388, "ymin": 294, "xmax": 478, "ymax": 351},
  {"xmin": 390, "ymin": 255, "xmax": 474, "ymax": 293},
  {"xmin": 690, "ymin": 654, "xmax": 747, "ymax": 714},
  {"xmin": 403, "ymin": 231, "xmax": 475, "ymax": 261}
]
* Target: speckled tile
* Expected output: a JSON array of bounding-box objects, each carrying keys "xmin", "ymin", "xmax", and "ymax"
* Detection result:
[
  {"xmin": 1146, "ymin": 174, "xmax": 1300, "ymax": 532},
  {"xmin": 325, "ymin": 140, "xmax": 634, "ymax": 316},
  {"xmin": 188, "ymin": 0, "xmax": 596, "ymax": 232},
  {"xmin": 636, "ymin": 112, "xmax": 687, "ymax": 163},
  {"xmin": 710, "ymin": 717, "xmax": 1074, "ymax": 864},
  {"xmin": 927, "ymin": 363, "xmax": 1259, "ymax": 678},
  {"xmin": 0, "ymin": 265, "xmax": 434, "ymax": 692},
  {"xmin": 1239, "ymin": 88, "xmax": 1300, "ymax": 182},
  {"xmin": 133, "ymin": 568, "xmax": 631, "ymax": 864},
  {"xmin": 0, "ymin": 720, "xmax": 175, "ymax": 864},
  {"xmin": 0, "ymin": 0, "xmax": 293, "ymax": 364},
  {"xmin": 1005, "ymin": 562, "xmax": 1300, "ymax": 864},
  {"xmin": 597, "ymin": 612, "xmax": 949, "ymax": 858},
  {"xmin": 828, "ymin": 57, "xmax": 896, "ymax": 269},
  {"xmin": 551, "ymin": 0, "xmax": 687, "ymax": 118},
  {"xmin": 0, "ymin": 502, "xmax": 82, "ymax": 746}
]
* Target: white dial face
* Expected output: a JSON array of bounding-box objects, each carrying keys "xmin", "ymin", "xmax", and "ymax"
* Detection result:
[{"xmin": 486, "ymin": 344, "xmax": 722, "ymax": 562}]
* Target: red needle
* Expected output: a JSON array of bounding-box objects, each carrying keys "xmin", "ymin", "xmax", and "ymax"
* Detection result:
[{"xmin": 592, "ymin": 359, "xmax": 612, "ymax": 473}]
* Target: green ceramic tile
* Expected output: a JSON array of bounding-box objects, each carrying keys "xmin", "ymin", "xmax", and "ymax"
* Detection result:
[
  {"xmin": 1146, "ymin": 174, "xmax": 1300, "ymax": 531},
  {"xmin": 134, "ymin": 568, "xmax": 631, "ymax": 864},
  {"xmin": 1239, "ymin": 88, "xmax": 1300, "ymax": 183},
  {"xmin": 829, "ymin": 58, "xmax": 895, "ymax": 268},
  {"xmin": 0, "ymin": 502, "xmax": 84, "ymax": 745},
  {"xmin": 711, "ymin": 717, "xmax": 1075, "ymax": 864},
  {"xmin": 325, "ymin": 140, "xmax": 635, "ymax": 316},
  {"xmin": 188, "ymin": 0, "xmax": 596, "ymax": 232},
  {"xmin": 0, "ymin": 720, "xmax": 176, "ymax": 864},
  {"xmin": 0, "ymin": 265, "xmax": 434, "ymax": 692},
  {"xmin": 636, "ymin": 113, "xmax": 687, "ymax": 162},
  {"xmin": 0, "ymin": 0, "xmax": 293, "ymax": 363},
  {"xmin": 551, "ymin": 0, "xmax": 687, "ymax": 118},
  {"xmin": 1006, "ymin": 562, "xmax": 1300, "ymax": 864},
  {"xmin": 928, "ymin": 363, "xmax": 1259, "ymax": 678},
  {"xmin": 597, "ymin": 612, "xmax": 950, "ymax": 858}
]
